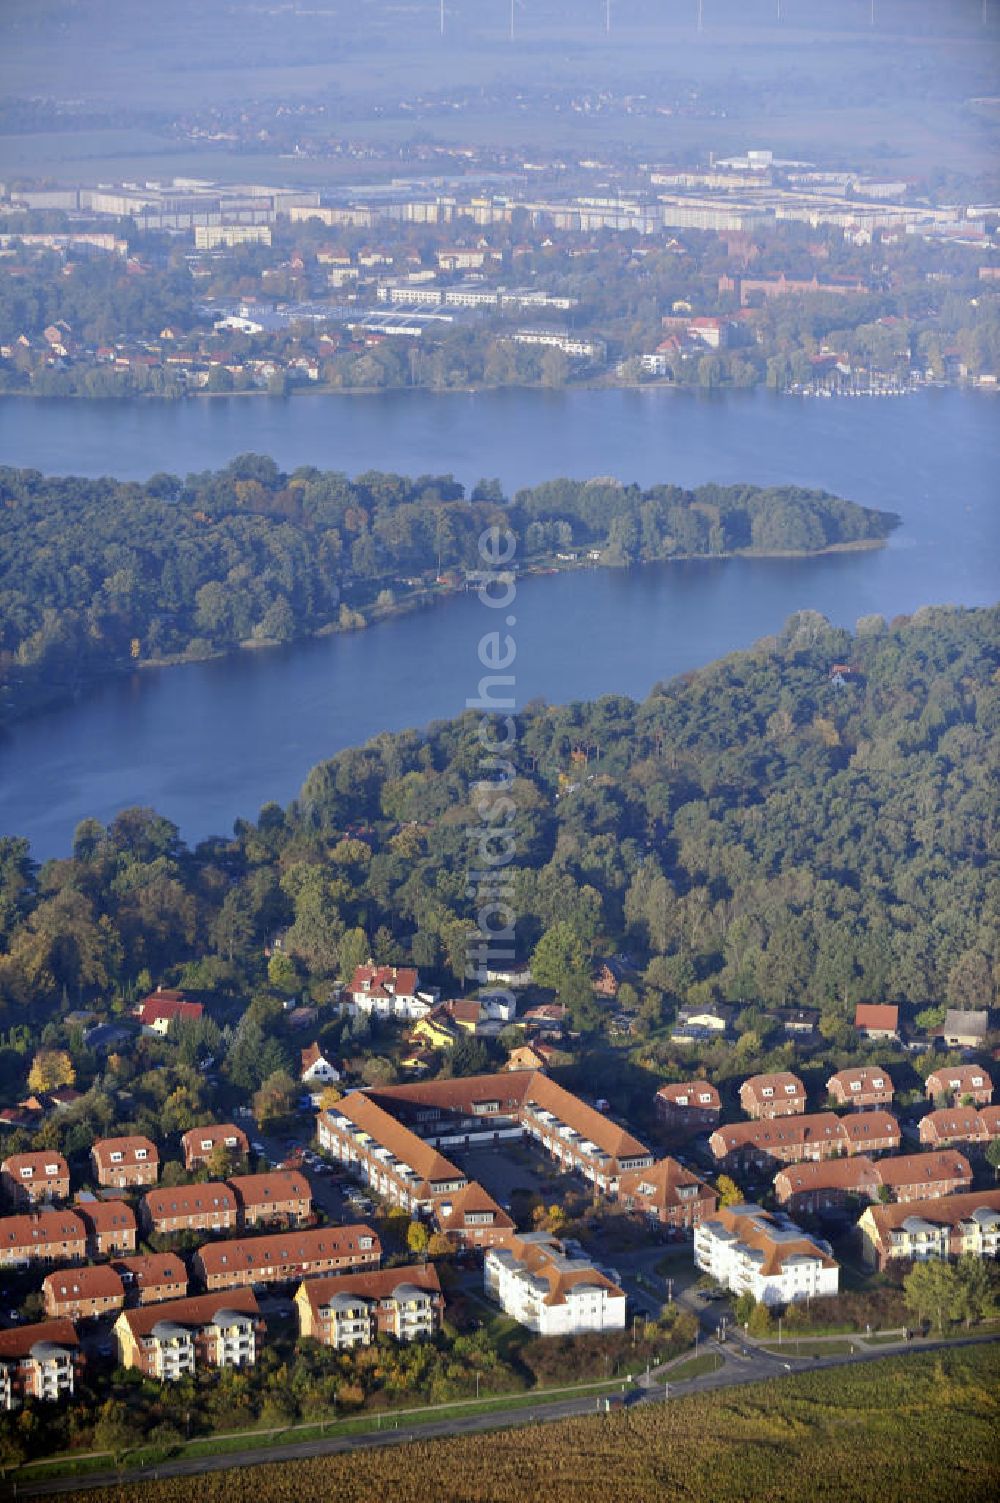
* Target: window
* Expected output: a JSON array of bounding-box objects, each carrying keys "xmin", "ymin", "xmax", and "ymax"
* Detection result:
[
  {"xmin": 135, "ymin": 1149, "xmax": 148, "ymax": 1161},
  {"xmin": 873, "ymin": 1079, "xmax": 884, "ymax": 1089},
  {"xmin": 762, "ymin": 1087, "xmax": 774, "ymax": 1098},
  {"xmin": 19, "ymin": 1167, "xmax": 32, "ymax": 1178},
  {"xmin": 110, "ymin": 1151, "xmax": 123, "ymax": 1163},
  {"xmin": 784, "ymin": 1084, "xmax": 797, "ymax": 1095}
]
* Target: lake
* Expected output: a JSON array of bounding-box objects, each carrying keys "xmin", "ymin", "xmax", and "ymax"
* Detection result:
[{"xmin": 0, "ymin": 386, "xmax": 996, "ymax": 860}]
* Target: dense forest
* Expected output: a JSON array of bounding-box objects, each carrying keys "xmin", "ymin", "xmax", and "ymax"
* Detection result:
[
  {"xmin": 0, "ymin": 458, "xmax": 895, "ymax": 719},
  {"xmin": 0, "ymin": 604, "xmax": 993, "ymax": 1153}
]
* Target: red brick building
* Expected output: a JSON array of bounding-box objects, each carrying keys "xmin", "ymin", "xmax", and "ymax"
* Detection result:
[
  {"xmin": 181, "ymin": 1123, "xmax": 250, "ymax": 1172},
  {"xmin": 431, "ymin": 1183, "xmax": 516, "ymax": 1253},
  {"xmin": 227, "ymin": 1171, "xmax": 311, "ymax": 1230},
  {"xmin": 826, "ymin": 1067, "xmax": 894, "ymax": 1110},
  {"xmin": 91, "ymin": 1136, "xmax": 159, "ymax": 1190},
  {"xmin": 618, "ymin": 1157, "xmax": 717, "ymax": 1235},
  {"xmin": 0, "ymin": 1208, "xmax": 87, "ymax": 1268},
  {"xmin": 75, "ymin": 1199, "xmax": 137, "ymax": 1258},
  {"xmin": 195, "ymin": 1223, "xmax": 380, "ymax": 1291},
  {"xmin": 1, "ymin": 1152, "xmax": 70, "ymax": 1207},
  {"xmin": 112, "ymin": 1253, "xmax": 188, "ymax": 1305},
  {"xmin": 43, "ymin": 1264, "xmax": 126, "ymax": 1321},
  {"xmin": 140, "ymin": 1183, "xmax": 238, "ymax": 1238},
  {"xmin": 115, "ymin": 1289, "xmax": 263, "ymax": 1379},
  {"xmin": 711, "ymin": 1110, "xmax": 899, "ymax": 1172},
  {"xmin": 924, "ymin": 1066, "xmax": 993, "ymax": 1106},
  {"xmin": 295, "ymin": 1264, "xmax": 443, "ymax": 1348},
  {"xmin": 654, "ymin": 1081, "xmax": 721, "ymax": 1136},
  {"xmin": 739, "ymin": 1073, "xmax": 807, "ymax": 1120}
]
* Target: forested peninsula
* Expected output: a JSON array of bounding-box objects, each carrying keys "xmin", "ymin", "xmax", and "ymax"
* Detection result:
[
  {"xmin": 0, "ymin": 605, "xmax": 993, "ymax": 1084},
  {"xmin": 0, "ymin": 457, "xmax": 896, "ymax": 724}
]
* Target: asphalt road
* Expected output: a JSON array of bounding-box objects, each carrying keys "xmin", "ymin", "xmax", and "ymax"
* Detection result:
[{"xmin": 15, "ymin": 1332, "xmax": 998, "ymax": 1498}]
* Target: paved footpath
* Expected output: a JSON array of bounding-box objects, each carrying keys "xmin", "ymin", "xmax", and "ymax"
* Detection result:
[{"xmin": 13, "ymin": 1331, "xmax": 998, "ymax": 1499}]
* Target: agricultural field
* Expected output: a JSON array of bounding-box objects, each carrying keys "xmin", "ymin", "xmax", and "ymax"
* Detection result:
[{"xmin": 55, "ymin": 1345, "xmax": 1000, "ymax": 1503}]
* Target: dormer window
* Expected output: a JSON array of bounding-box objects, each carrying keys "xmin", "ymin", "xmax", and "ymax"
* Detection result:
[
  {"xmin": 110, "ymin": 1151, "xmax": 124, "ymax": 1163},
  {"xmin": 762, "ymin": 1087, "xmax": 774, "ymax": 1098},
  {"xmin": 784, "ymin": 1084, "xmax": 797, "ymax": 1094},
  {"xmin": 873, "ymin": 1078, "xmax": 884, "ymax": 1089},
  {"xmin": 135, "ymin": 1149, "xmax": 148, "ymax": 1161},
  {"xmin": 850, "ymin": 1081, "xmax": 861, "ymax": 1092}
]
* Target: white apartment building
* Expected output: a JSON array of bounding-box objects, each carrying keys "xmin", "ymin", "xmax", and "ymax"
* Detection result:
[
  {"xmin": 694, "ymin": 1205, "xmax": 839, "ymax": 1307},
  {"xmin": 484, "ymin": 1233, "xmax": 626, "ymax": 1336}
]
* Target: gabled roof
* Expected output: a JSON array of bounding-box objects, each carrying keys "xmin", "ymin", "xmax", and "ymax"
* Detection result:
[
  {"xmin": 704, "ymin": 1205, "xmax": 837, "ymax": 1278},
  {"xmin": 942, "ymin": 1008, "xmax": 989, "ymax": 1038},
  {"xmin": 119, "ymin": 1288, "xmax": 260, "ymax": 1340},
  {"xmin": 838, "ymin": 1111, "xmax": 899, "ymax": 1145},
  {"xmin": 774, "ymin": 1157, "xmax": 880, "ymax": 1196},
  {"xmin": 74, "ymin": 1200, "xmax": 137, "ymax": 1235},
  {"xmin": 196, "ymin": 1223, "xmax": 379, "ymax": 1277},
  {"xmin": 740, "ymin": 1072, "xmax": 806, "ymax": 1103},
  {"xmin": 433, "ymin": 1182, "xmax": 513, "ymax": 1234},
  {"xmin": 827, "ymin": 1066, "xmax": 893, "ymax": 1095},
  {"xmin": 227, "ymin": 1171, "xmax": 311, "ymax": 1207},
  {"xmin": 350, "ymin": 964, "xmax": 419, "ymax": 998},
  {"xmin": 297, "ymin": 1262, "xmax": 441, "ymax": 1315},
  {"xmin": 854, "ymin": 1004, "xmax": 899, "ymax": 1032},
  {"xmin": 92, "ymin": 1136, "xmax": 158, "ymax": 1168},
  {"xmin": 925, "ymin": 1065, "xmax": 992, "ymax": 1095},
  {"xmin": 43, "ymin": 1265, "xmax": 124, "ymax": 1302},
  {"xmin": 181, "ymin": 1123, "xmax": 248, "ymax": 1154},
  {"xmin": 1, "ymin": 1151, "xmax": 69, "ymax": 1178},
  {"xmin": 864, "ymin": 1188, "xmax": 1000, "ymax": 1240},
  {"xmin": 619, "ymin": 1156, "xmax": 716, "ymax": 1209},
  {"xmin": 921, "ymin": 1107, "xmax": 984, "ymax": 1139},
  {"xmin": 656, "ymin": 1080, "xmax": 721, "ymax": 1110},
  {"xmin": 0, "ymin": 1319, "xmax": 79, "ymax": 1360},
  {"xmin": 876, "ymin": 1151, "xmax": 971, "ymax": 1188},
  {"xmin": 113, "ymin": 1253, "xmax": 187, "ymax": 1291},
  {"xmin": 325, "ymin": 1093, "xmax": 466, "ymax": 1192},
  {"xmin": 142, "ymin": 1184, "xmax": 236, "ymax": 1219},
  {"xmin": 0, "ymin": 1209, "xmax": 86, "ymax": 1249}
]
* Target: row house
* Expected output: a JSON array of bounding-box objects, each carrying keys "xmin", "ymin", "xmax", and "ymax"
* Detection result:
[
  {"xmin": 654, "ymin": 1080, "xmax": 721, "ymax": 1137},
  {"xmin": 0, "ymin": 1209, "xmax": 86, "ymax": 1268},
  {"xmin": 774, "ymin": 1151, "xmax": 972, "ymax": 1217},
  {"xmin": 181, "ymin": 1122, "xmax": 250, "ymax": 1172},
  {"xmin": 42, "ymin": 1265, "xmax": 126, "ymax": 1322},
  {"xmin": 826, "ymin": 1067, "xmax": 894, "ymax": 1110},
  {"xmin": 1, "ymin": 1152, "xmax": 70, "ymax": 1207},
  {"xmin": 318, "ymin": 1093, "xmax": 469, "ymax": 1216},
  {"xmin": 75, "ymin": 1198, "xmax": 137, "ymax": 1258},
  {"xmin": 113, "ymin": 1253, "xmax": 188, "ymax": 1305},
  {"xmin": 859, "ymin": 1189, "xmax": 1000, "ymax": 1270},
  {"xmin": 484, "ymin": 1233, "xmax": 626, "ymax": 1337},
  {"xmin": 91, "ymin": 1136, "xmax": 159, "ymax": 1189},
  {"xmin": 140, "ymin": 1183, "xmax": 238, "ymax": 1238},
  {"xmin": 710, "ymin": 1111, "xmax": 900, "ymax": 1173},
  {"xmin": 739, "ymin": 1073, "xmax": 807, "ymax": 1120},
  {"xmin": 195, "ymin": 1223, "xmax": 380, "ymax": 1291},
  {"xmin": 115, "ymin": 1289, "xmax": 263, "ymax": 1380},
  {"xmin": 694, "ymin": 1205, "xmax": 839, "ymax": 1306},
  {"xmin": 924, "ymin": 1066, "xmax": 993, "ymax": 1106},
  {"xmin": 517, "ymin": 1073, "xmax": 653, "ymax": 1194},
  {"xmin": 618, "ymin": 1157, "xmax": 718, "ymax": 1235},
  {"xmin": 295, "ymin": 1264, "xmax": 443, "ymax": 1349},
  {"xmin": 228, "ymin": 1171, "xmax": 311, "ymax": 1230},
  {"xmin": 919, "ymin": 1106, "xmax": 1000, "ymax": 1149},
  {"xmin": 0, "ymin": 1320, "xmax": 80, "ymax": 1410}
]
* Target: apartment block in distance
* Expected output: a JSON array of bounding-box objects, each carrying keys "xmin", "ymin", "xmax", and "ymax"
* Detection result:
[
  {"xmin": 0, "ymin": 1319, "xmax": 80, "ymax": 1410},
  {"xmin": 1, "ymin": 1152, "xmax": 70, "ymax": 1207},
  {"xmin": 196, "ymin": 1224, "xmax": 380, "ymax": 1291},
  {"xmin": 484, "ymin": 1233, "xmax": 626, "ymax": 1336},
  {"xmin": 295, "ymin": 1264, "xmax": 443, "ymax": 1349},
  {"xmin": 115, "ymin": 1289, "xmax": 263, "ymax": 1380},
  {"xmin": 695, "ymin": 1205, "xmax": 839, "ymax": 1305}
]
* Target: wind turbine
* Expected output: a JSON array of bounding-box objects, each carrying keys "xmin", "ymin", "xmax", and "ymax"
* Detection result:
[
  {"xmin": 605, "ymin": 0, "xmax": 612, "ymax": 35},
  {"xmin": 697, "ymin": 0, "xmax": 704, "ymax": 35},
  {"xmin": 439, "ymin": 0, "xmax": 445, "ymax": 37}
]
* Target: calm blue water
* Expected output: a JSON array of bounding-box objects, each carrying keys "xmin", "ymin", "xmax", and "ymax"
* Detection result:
[{"xmin": 0, "ymin": 386, "xmax": 996, "ymax": 859}]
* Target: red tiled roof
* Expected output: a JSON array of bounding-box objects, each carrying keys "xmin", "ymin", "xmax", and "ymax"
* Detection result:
[
  {"xmin": 143, "ymin": 1184, "xmax": 237, "ymax": 1219},
  {"xmin": 196, "ymin": 1223, "xmax": 378, "ymax": 1278},
  {"xmin": 854, "ymin": 1004, "xmax": 899, "ymax": 1032},
  {"xmin": 227, "ymin": 1171, "xmax": 311, "ymax": 1208},
  {"xmin": 0, "ymin": 1319, "xmax": 79, "ymax": 1359},
  {"xmin": 92, "ymin": 1136, "xmax": 158, "ymax": 1169},
  {"xmin": 43, "ymin": 1265, "xmax": 124, "ymax": 1302},
  {"xmin": 297, "ymin": 1262, "xmax": 441, "ymax": 1314},
  {"xmin": 656, "ymin": 1080, "xmax": 721, "ymax": 1110},
  {"xmin": 119, "ymin": 1288, "xmax": 260, "ymax": 1339}
]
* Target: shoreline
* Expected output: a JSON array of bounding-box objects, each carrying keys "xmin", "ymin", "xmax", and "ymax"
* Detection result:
[{"xmin": 0, "ymin": 537, "xmax": 889, "ymax": 735}]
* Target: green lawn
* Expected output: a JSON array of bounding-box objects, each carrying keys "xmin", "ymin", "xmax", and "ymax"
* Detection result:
[{"xmin": 664, "ymin": 1352, "xmax": 724, "ymax": 1381}]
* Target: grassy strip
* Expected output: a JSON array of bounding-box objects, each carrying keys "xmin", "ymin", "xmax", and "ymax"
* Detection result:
[
  {"xmin": 760, "ymin": 1338, "xmax": 859, "ymax": 1356},
  {"xmin": 663, "ymin": 1352, "xmax": 724, "ymax": 1380},
  {"xmin": 19, "ymin": 1375, "xmax": 631, "ymax": 1483}
]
